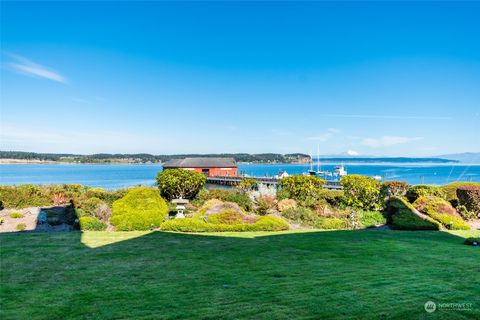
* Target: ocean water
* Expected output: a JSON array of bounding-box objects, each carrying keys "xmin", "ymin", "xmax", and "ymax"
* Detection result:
[{"xmin": 0, "ymin": 163, "xmax": 479, "ymax": 190}]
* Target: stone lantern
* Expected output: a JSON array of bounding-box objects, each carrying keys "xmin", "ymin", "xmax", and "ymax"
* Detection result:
[{"xmin": 171, "ymin": 198, "xmax": 189, "ymax": 219}]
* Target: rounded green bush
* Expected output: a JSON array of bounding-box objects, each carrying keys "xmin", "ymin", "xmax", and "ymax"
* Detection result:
[
  {"xmin": 9, "ymin": 212, "xmax": 24, "ymax": 219},
  {"xmin": 387, "ymin": 197, "xmax": 442, "ymax": 230},
  {"xmin": 315, "ymin": 217, "xmax": 345, "ymax": 230},
  {"xmin": 413, "ymin": 196, "xmax": 457, "ymax": 217},
  {"xmin": 156, "ymin": 169, "xmax": 206, "ymax": 200},
  {"xmin": 79, "ymin": 216, "xmax": 107, "ymax": 231},
  {"xmin": 208, "ymin": 210, "xmax": 245, "ymax": 225},
  {"xmin": 428, "ymin": 213, "xmax": 470, "ymax": 230},
  {"xmin": 252, "ymin": 216, "xmax": 289, "ymax": 231},
  {"xmin": 340, "ymin": 175, "xmax": 382, "ymax": 210},
  {"xmin": 359, "ymin": 210, "xmax": 387, "ymax": 228},
  {"xmin": 15, "ymin": 223, "xmax": 26, "ymax": 231},
  {"xmin": 110, "ymin": 187, "xmax": 169, "ymax": 231}
]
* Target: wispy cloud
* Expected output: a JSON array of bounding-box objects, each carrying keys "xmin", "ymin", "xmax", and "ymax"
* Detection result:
[
  {"xmin": 0, "ymin": 124, "xmax": 172, "ymax": 153},
  {"xmin": 361, "ymin": 136, "xmax": 423, "ymax": 148},
  {"xmin": 320, "ymin": 114, "xmax": 451, "ymax": 121},
  {"xmin": 308, "ymin": 128, "xmax": 339, "ymax": 141},
  {"xmin": 6, "ymin": 54, "xmax": 67, "ymax": 83}
]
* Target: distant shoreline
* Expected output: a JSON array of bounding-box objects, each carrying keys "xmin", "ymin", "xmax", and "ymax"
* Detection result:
[{"xmin": 2, "ymin": 159, "xmax": 478, "ymax": 166}]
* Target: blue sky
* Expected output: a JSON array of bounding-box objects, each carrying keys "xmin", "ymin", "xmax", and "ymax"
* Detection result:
[{"xmin": 1, "ymin": 1, "xmax": 479, "ymax": 156}]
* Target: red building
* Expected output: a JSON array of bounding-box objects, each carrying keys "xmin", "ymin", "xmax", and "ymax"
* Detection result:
[{"xmin": 162, "ymin": 157, "xmax": 238, "ymax": 177}]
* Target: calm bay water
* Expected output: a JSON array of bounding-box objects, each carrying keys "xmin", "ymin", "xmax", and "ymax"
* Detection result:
[{"xmin": 0, "ymin": 163, "xmax": 479, "ymax": 189}]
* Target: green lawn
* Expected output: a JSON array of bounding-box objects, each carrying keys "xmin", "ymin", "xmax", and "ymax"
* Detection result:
[{"xmin": 1, "ymin": 229, "xmax": 479, "ymax": 319}]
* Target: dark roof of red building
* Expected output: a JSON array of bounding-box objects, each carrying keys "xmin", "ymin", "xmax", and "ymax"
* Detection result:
[{"xmin": 162, "ymin": 157, "xmax": 237, "ymax": 168}]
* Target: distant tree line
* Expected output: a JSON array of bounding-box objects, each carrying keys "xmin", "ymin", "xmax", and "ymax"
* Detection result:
[{"xmin": 0, "ymin": 151, "xmax": 311, "ymax": 164}]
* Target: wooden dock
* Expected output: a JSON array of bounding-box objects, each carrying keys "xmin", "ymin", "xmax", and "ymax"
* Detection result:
[{"xmin": 206, "ymin": 176, "xmax": 342, "ymax": 190}]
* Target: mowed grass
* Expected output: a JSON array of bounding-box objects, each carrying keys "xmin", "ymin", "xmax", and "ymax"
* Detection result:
[{"xmin": 1, "ymin": 229, "xmax": 479, "ymax": 320}]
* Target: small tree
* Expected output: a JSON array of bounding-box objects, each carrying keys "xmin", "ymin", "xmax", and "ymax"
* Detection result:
[
  {"xmin": 340, "ymin": 175, "xmax": 381, "ymax": 210},
  {"xmin": 156, "ymin": 169, "xmax": 207, "ymax": 200},
  {"xmin": 278, "ymin": 175, "xmax": 326, "ymax": 201}
]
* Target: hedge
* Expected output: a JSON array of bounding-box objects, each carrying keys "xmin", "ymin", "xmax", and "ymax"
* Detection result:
[
  {"xmin": 388, "ymin": 197, "xmax": 441, "ymax": 230},
  {"xmin": 428, "ymin": 213, "xmax": 470, "ymax": 230},
  {"xmin": 160, "ymin": 216, "xmax": 289, "ymax": 232},
  {"xmin": 110, "ymin": 187, "xmax": 169, "ymax": 231},
  {"xmin": 442, "ymin": 182, "xmax": 480, "ymax": 207},
  {"xmin": 456, "ymin": 185, "xmax": 480, "ymax": 215},
  {"xmin": 79, "ymin": 216, "xmax": 107, "ymax": 231},
  {"xmin": 315, "ymin": 217, "xmax": 345, "ymax": 230}
]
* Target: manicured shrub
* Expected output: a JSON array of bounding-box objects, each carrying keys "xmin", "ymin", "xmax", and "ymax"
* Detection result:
[
  {"xmin": 277, "ymin": 199, "xmax": 297, "ymax": 212},
  {"xmin": 340, "ymin": 175, "xmax": 382, "ymax": 210},
  {"xmin": 359, "ymin": 210, "xmax": 387, "ymax": 228},
  {"xmin": 278, "ymin": 175, "xmax": 326, "ymax": 201},
  {"xmin": 252, "ymin": 216, "xmax": 289, "ymax": 231},
  {"xmin": 160, "ymin": 216, "xmax": 288, "ymax": 232},
  {"xmin": 413, "ymin": 196, "xmax": 457, "ymax": 217},
  {"xmin": 405, "ymin": 185, "xmax": 445, "ymax": 203},
  {"xmin": 156, "ymin": 169, "xmax": 206, "ymax": 200},
  {"xmin": 442, "ymin": 182, "xmax": 480, "ymax": 207},
  {"xmin": 464, "ymin": 237, "xmax": 480, "ymax": 246},
  {"xmin": 9, "ymin": 212, "xmax": 24, "ymax": 219},
  {"xmin": 15, "ymin": 223, "xmax": 26, "ymax": 231},
  {"xmin": 387, "ymin": 197, "xmax": 441, "ymax": 230},
  {"xmin": 456, "ymin": 185, "xmax": 480, "ymax": 215},
  {"xmin": 428, "ymin": 213, "xmax": 470, "ymax": 230},
  {"xmin": 380, "ymin": 181, "xmax": 409, "ymax": 198},
  {"xmin": 0, "ymin": 217, "xmax": 3, "ymax": 225},
  {"xmin": 208, "ymin": 210, "xmax": 245, "ymax": 225},
  {"xmin": 161, "ymin": 218, "xmax": 214, "ymax": 232},
  {"xmin": 110, "ymin": 187, "xmax": 169, "ymax": 231},
  {"xmin": 315, "ymin": 217, "xmax": 345, "ymax": 230},
  {"xmin": 79, "ymin": 216, "xmax": 107, "ymax": 231}
]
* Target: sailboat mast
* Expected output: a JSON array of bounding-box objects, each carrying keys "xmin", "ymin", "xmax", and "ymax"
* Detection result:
[
  {"xmin": 310, "ymin": 151, "xmax": 313, "ymax": 171},
  {"xmin": 317, "ymin": 145, "xmax": 320, "ymax": 172}
]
